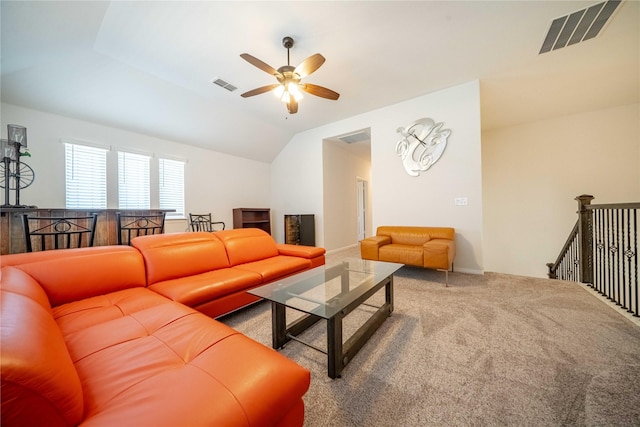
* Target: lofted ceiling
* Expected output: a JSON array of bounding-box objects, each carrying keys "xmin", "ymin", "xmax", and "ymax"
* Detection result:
[{"xmin": 1, "ymin": 1, "xmax": 638, "ymax": 163}]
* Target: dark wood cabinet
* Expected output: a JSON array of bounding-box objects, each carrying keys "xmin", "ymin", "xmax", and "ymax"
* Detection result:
[
  {"xmin": 233, "ymin": 208, "xmax": 271, "ymax": 234},
  {"xmin": 284, "ymin": 214, "xmax": 315, "ymax": 246}
]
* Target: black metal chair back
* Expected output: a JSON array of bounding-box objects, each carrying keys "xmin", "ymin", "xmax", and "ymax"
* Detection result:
[
  {"xmin": 189, "ymin": 213, "xmax": 225, "ymax": 232},
  {"xmin": 21, "ymin": 213, "xmax": 98, "ymax": 252},
  {"xmin": 116, "ymin": 212, "xmax": 166, "ymax": 245}
]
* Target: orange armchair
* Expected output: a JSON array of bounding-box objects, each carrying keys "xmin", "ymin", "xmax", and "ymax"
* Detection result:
[{"xmin": 361, "ymin": 226, "xmax": 456, "ymax": 283}]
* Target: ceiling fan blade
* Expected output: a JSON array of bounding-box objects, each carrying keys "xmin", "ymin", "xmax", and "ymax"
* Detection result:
[
  {"xmin": 240, "ymin": 84, "xmax": 280, "ymax": 98},
  {"xmin": 287, "ymin": 98, "xmax": 299, "ymax": 114},
  {"xmin": 240, "ymin": 53, "xmax": 280, "ymax": 77},
  {"xmin": 300, "ymin": 83, "xmax": 340, "ymax": 100},
  {"xmin": 294, "ymin": 54, "xmax": 325, "ymax": 78}
]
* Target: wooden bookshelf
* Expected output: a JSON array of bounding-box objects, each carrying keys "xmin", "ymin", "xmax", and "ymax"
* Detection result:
[{"xmin": 232, "ymin": 208, "xmax": 271, "ymax": 234}]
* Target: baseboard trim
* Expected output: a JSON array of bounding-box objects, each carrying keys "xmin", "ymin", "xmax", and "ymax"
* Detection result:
[
  {"xmin": 454, "ymin": 267, "xmax": 484, "ymax": 275},
  {"xmin": 325, "ymin": 244, "xmax": 359, "ymax": 255}
]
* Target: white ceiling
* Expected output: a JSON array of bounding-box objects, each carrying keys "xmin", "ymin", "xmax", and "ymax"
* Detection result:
[{"xmin": 1, "ymin": 1, "xmax": 638, "ymax": 163}]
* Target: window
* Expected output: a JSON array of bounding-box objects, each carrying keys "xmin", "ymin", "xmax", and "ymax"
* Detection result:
[
  {"xmin": 159, "ymin": 158, "xmax": 185, "ymax": 219},
  {"xmin": 118, "ymin": 151, "xmax": 150, "ymax": 209},
  {"xmin": 64, "ymin": 142, "xmax": 107, "ymax": 209}
]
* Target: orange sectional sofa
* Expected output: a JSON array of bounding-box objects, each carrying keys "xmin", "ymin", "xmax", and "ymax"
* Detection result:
[{"xmin": 1, "ymin": 228, "xmax": 324, "ymax": 426}]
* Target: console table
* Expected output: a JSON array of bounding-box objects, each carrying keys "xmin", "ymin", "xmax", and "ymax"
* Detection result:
[{"xmin": 0, "ymin": 208, "xmax": 173, "ymax": 255}]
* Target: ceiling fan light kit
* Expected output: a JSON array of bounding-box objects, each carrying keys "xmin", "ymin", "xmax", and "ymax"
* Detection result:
[{"xmin": 240, "ymin": 36, "xmax": 339, "ymax": 114}]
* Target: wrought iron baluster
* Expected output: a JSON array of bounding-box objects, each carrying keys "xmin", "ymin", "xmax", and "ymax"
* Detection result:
[
  {"xmin": 622, "ymin": 209, "xmax": 628, "ymax": 308},
  {"xmin": 633, "ymin": 210, "xmax": 638, "ymax": 316},
  {"xmin": 596, "ymin": 208, "xmax": 603, "ymax": 294}
]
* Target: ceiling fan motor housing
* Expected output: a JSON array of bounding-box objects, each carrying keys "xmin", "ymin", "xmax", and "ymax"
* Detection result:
[{"xmin": 282, "ymin": 36, "xmax": 294, "ymax": 49}]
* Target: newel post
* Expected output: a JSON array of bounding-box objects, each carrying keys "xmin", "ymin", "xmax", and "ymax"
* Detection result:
[{"xmin": 576, "ymin": 194, "xmax": 594, "ymax": 284}]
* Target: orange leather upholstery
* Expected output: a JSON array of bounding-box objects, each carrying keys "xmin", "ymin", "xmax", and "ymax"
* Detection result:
[
  {"xmin": 214, "ymin": 228, "xmax": 280, "ymax": 266},
  {"xmin": 131, "ymin": 232, "xmax": 231, "ymax": 285},
  {"xmin": 130, "ymin": 229, "xmax": 325, "ymax": 316},
  {"xmin": 277, "ymin": 243, "xmax": 326, "ymax": 268},
  {"xmin": 215, "ymin": 228, "xmax": 310, "ymax": 281},
  {"xmin": 361, "ymin": 226, "xmax": 456, "ymax": 270},
  {"xmin": 4, "ymin": 246, "xmax": 147, "ymax": 306},
  {"xmin": 1, "ymin": 228, "xmax": 320, "ymax": 426},
  {"xmin": 1, "ymin": 267, "xmax": 84, "ymax": 427}
]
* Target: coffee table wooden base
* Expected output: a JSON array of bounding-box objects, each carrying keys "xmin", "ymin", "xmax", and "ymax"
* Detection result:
[{"xmin": 271, "ymin": 275, "xmax": 394, "ymax": 379}]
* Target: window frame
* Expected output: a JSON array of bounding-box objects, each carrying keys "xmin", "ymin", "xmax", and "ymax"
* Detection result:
[
  {"xmin": 117, "ymin": 150, "xmax": 151, "ymax": 210},
  {"xmin": 63, "ymin": 141, "xmax": 108, "ymax": 209},
  {"xmin": 159, "ymin": 157, "xmax": 185, "ymax": 220}
]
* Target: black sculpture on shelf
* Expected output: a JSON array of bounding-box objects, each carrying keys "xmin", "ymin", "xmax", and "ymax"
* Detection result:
[{"xmin": 1, "ymin": 124, "xmax": 35, "ymax": 208}]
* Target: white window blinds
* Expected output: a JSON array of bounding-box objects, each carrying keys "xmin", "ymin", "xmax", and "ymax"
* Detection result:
[
  {"xmin": 118, "ymin": 151, "xmax": 150, "ymax": 209},
  {"xmin": 64, "ymin": 142, "xmax": 107, "ymax": 209},
  {"xmin": 159, "ymin": 158, "xmax": 185, "ymax": 219}
]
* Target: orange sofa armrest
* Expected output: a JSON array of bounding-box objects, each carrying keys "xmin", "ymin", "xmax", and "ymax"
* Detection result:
[
  {"xmin": 423, "ymin": 239, "xmax": 456, "ymax": 270},
  {"xmin": 360, "ymin": 236, "xmax": 391, "ymax": 261},
  {"xmin": 276, "ymin": 244, "xmax": 326, "ymax": 259}
]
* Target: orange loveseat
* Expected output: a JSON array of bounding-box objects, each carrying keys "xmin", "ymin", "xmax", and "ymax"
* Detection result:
[
  {"xmin": 1, "ymin": 228, "xmax": 324, "ymax": 426},
  {"xmin": 360, "ymin": 226, "xmax": 455, "ymax": 282}
]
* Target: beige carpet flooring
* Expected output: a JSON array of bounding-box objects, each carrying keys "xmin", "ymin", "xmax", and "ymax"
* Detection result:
[{"xmin": 221, "ymin": 248, "xmax": 640, "ymax": 426}]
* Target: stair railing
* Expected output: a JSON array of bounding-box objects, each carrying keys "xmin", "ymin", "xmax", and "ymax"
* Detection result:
[
  {"xmin": 546, "ymin": 220, "xmax": 580, "ymax": 281},
  {"xmin": 548, "ymin": 195, "xmax": 639, "ymax": 317}
]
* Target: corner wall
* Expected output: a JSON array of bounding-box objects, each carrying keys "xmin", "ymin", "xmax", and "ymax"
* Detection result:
[{"xmin": 482, "ymin": 103, "xmax": 640, "ymax": 278}]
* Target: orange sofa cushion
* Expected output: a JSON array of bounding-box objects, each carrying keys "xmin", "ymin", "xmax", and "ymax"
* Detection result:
[
  {"xmin": 3, "ymin": 246, "xmax": 146, "ymax": 306},
  {"xmin": 376, "ymin": 225, "xmax": 454, "ymax": 243},
  {"xmin": 54, "ymin": 291, "xmax": 310, "ymax": 426},
  {"xmin": 232, "ymin": 256, "xmax": 311, "ymax": 283},
  {"xmin": 131, "ymin": 232, "xmax": 231, "ymax": 285},
  {"xmin": 148, "ymin": 268, "xmax": 263, "ymax": 307},
  {"xmin": 214, "ymin": 228, "xmax": 279, "ymax": 266}
]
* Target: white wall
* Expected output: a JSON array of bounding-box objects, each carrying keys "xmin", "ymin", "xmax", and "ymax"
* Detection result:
[
  {"xmin": 370, "ymin": 81, "xmax": 483, "ymax": 273},
  {"xmin": 270, "ymin": 130, "xmax": 325, "ymax": 244},
  {"xmin": 272, "ymin": 81, "xmax": 484, "ymax": 273},
  {"xmin": 482, "ymin": 103, "xmax": 640, "ymax": 278},
  {"xmin": 1, "ymin": 103, "xmax": 271, "ymax": 232},
  {"xmin": 322, "ymin": 139, "xmax": 371, "ymax": 250}
]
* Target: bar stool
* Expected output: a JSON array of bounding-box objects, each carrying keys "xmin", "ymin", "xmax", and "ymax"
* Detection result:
[
  {"xmin": 116, "ymin": 212, "xmax": 166, "ymax": 245},
  {"xmin": 188, "ymin": 213, "xmax": 225, "ymax": 232},
  {"xmin": 21, "ymin": 213, "xmax": 98, "ymax": 252}
]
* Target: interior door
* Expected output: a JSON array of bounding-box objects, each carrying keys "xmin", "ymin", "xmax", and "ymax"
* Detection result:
[{"xmin": 356, "ymin": 178, "xmax": 367, "ymax": 241}]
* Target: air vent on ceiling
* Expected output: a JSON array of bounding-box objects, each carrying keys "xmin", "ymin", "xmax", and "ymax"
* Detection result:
[
  {"xmin": 539, "ymin": 0, "xmax": 621, "ymax": 54},
  {"xmin": 337, "ymin": 129, "xmax": 370, "ymax": 144},
  {"xmin": 211, "ymin": 78, "xmax": 238, "ymax": 92}
]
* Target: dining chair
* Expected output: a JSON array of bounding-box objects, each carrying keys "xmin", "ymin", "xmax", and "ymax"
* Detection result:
[
  {"xmin": 21, "ymin": 213, "xmax": 98, "ymax": 252},
  {"xmin": 116, "ymin": 212, "xmax": 166, "ymax": 245},
  {"xmin": 189, "ymin": 213, "xmax": 225, "ymax": 232}
]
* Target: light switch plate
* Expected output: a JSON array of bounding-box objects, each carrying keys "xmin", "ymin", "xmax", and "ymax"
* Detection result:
[{"xmin": 455, "ymin": 197, "xmax": 468, "ymax": 206}]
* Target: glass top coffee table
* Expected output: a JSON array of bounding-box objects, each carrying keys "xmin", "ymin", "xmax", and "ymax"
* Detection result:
[{"xmin": 248, "ymin": 258, "xmax": 403, "ymax": 378}]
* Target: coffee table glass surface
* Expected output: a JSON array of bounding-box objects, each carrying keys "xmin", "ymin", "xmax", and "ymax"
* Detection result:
[{"xmin": 248, "ymin": 258, "xmax": 403, "ymax": 319}]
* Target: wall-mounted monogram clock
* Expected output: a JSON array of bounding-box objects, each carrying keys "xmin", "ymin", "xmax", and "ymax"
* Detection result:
[{"xmin": 395, "ymin": 118, "xmax": 451, "ymax": 177}]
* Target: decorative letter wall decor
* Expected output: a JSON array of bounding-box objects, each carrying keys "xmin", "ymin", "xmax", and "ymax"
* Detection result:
[{"xmin": 395, "ymin": 118, "xmax": 451, "ymax": 177}]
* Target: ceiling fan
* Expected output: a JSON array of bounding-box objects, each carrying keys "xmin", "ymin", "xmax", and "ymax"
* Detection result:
[{"xmin": 240, "ymin": 36, "xmax": 340, "ymax": 114}]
